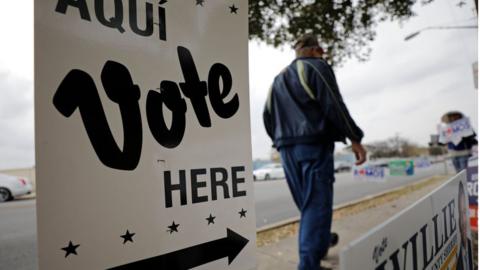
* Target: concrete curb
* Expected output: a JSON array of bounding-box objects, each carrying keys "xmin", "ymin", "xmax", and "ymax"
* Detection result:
[
  {"xmin": 257, "ymin": 216, "xmax": 300, "ymax": 233},
  {"xmin": 17, "ymin": 192, "xmax": 36, "ymax": 201},
  {"xmin": 256, "ymin": 174, "xmax": 450, "ymax": 233}
]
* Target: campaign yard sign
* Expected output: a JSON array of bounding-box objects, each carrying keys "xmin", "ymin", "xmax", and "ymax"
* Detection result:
[
  {"xmin": 438, "ymin": 117, "xmax": 475, "ymax": 146},
  {"xmin": 35, "ymin": 1, "xmax": 255, "ymax": 269},
  {"xmin": 389, "ymin": 160, "xmax": 414, "ymax": 176},
  {"xmin": 353, "ymin": 165, "xmax": 385, "ymax": 182},
  {"xmin": 414, "ymin": 157, "xmax": 432, "ymax": 169},
  {"xmin": 340, "ymin": 172, "xmax": 474, "ymax": 270}
]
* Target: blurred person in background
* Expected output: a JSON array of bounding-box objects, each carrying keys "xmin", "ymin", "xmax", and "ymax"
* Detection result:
[
  {"xmin": 441, "ymin": 111, "xmax": 477, "ymax": 173},
  {"xmin": 263, "ymin": 34, "xmax": 366, "ymax": 270}
]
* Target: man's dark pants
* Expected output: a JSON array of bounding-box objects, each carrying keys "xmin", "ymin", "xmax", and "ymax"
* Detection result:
[{"xmin": 279, "ymin": 143, "xmax": 335, "ymax": 270}]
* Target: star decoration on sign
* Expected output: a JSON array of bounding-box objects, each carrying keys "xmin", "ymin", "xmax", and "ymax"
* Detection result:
[
  {"xmin": 120, "ymin": 230, "xmax": 135, "ymax": 244},
  {"xmin": 61, "ymin": 241, "xmax": 80, "ymax": 258},
  {"xmin": 206, "ymin": 214, "xmax": 216, "ymax": 225},
  {"xmin": 229, "ymin": 4, "xmax": 238, "ymax": 14},
  {"xmin": 239, "ymin": 208, "xmax": 247, "ymax": 218},
  {"xmin": 196, "ymin": 0, "xmax": 205, "ymax": 6},
  {"xmin": 168, "ymin": 221, "xmax": 179, "ymax": 234}
]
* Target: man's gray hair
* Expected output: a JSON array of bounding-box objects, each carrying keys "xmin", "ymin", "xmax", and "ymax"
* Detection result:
[{"xmin": 293, "ymin": 34, "xmax": 320, "ymax": 50}]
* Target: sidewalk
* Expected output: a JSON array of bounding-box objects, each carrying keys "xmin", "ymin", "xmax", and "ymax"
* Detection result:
[{"xmin": 255, "ymin": 175, "xmax": 457, "ymax": 269}]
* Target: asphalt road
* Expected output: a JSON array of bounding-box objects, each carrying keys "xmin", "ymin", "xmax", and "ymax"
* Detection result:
[
  {"xmin": 0, "ymin": 162, "xmax": 452, "ymax": 270},
  {"xmin": 0, "ymin": 200, "xmax": 37, "ymax": 270},
  {"xmin": 254, "ymin": 162, "xmax": 452, "ymax": 228}
]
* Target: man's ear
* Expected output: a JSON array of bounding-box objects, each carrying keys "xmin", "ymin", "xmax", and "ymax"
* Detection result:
[{"xmin": 316, "ymin": 47, "xmax": 324, "ymax": 56}]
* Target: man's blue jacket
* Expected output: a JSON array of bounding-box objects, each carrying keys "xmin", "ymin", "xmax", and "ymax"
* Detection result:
[{"xmin": 263, "ymin": 57, "xmax": 364, "ymax": 148}]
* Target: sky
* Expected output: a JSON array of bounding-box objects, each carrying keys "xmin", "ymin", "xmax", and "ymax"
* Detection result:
[{"xmin": 0, "ymin": 1, "xmax": 478, "ymax": 169}]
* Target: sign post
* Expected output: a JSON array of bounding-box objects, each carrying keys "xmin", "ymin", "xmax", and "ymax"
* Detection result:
[{"xmin": 35, "ymin": 1, "xmax": 255, "ymax": 269}]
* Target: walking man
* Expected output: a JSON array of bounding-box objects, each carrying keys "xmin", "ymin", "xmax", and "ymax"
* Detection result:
[{"xmin": 263, "ymin": 34, "xmax": 367, "ymax": 270}]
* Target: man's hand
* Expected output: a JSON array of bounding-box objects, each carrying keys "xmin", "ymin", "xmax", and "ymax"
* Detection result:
[{"xmin": 351, "ymin": 141, "xmax": 367, "ymax": 166}]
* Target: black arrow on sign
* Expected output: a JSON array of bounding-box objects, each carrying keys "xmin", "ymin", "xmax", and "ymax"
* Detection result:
[{"xmin": 108, "ymin": 228, "xmax": 248, "ymax": 269}]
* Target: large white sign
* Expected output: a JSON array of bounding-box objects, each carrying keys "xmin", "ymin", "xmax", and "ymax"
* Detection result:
[
  {"xmin": 35, "ymin": 1, "xmax": 255, "ymax": 269},
  {"xmin": 340, "ymin": 172, "xmax": 474, "ymax": 270}
]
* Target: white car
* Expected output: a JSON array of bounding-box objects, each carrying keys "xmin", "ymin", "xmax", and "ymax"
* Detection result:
[
  {"xmin": 253, "ymin": 163, "xmax": 285, "ymax": 181},
  {"xmin": 334, "ymin": 161, "xmax": 352, "ymax": 173},
  {"xmin": 0, "ymin": 174, "xmax": 32, "ymax": 202}
]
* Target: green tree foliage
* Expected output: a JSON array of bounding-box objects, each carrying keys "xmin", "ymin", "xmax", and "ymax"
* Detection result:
[{"xmin": 249, "ymin": 0, "xmax": 434, "ymax": 65}]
